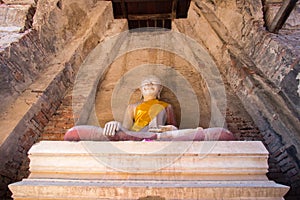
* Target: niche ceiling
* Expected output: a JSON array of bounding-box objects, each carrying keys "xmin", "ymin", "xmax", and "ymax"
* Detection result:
[{"xmin": 111, "ymin": 0, "xmax": 191, "ymax": 29}]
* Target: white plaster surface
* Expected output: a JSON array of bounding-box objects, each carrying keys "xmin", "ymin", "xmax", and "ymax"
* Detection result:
[
  {"xmin": 10, "ymin": 179, "xmax": 289, "ymax": 200},
  {"xmin": 9, "ymin": 141, "xmax": 290, "ymax": 199},
  {"xmin": 26, "ymin": 141, "xmax": 269, "ymax": 180}
]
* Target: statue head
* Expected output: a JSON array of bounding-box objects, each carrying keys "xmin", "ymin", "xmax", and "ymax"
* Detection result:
[{"xmin": 140, "ymin": 75, "xmax": 163, "ymax": 100}]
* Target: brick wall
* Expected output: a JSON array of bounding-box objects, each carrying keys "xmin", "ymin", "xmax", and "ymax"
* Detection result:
[
  {"xmin": 38, "ymin": 87, "xmax": 75, "ymax": 141},
  {"xmin": 175, "ymin": 1, "xmax": 300, "ymax": 199},
  {"xmin": 0, "ymin": 61, "xmax": 73, "ymax": 197},
  {"xmin": 0, "ymin": 1, "xmax": 122, "ymax": 198}
]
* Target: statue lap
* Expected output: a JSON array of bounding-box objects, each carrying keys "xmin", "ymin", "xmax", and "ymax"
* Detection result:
[{"xmin": 64, "ymin": 126, "xmax": 236, "ymax": 141}]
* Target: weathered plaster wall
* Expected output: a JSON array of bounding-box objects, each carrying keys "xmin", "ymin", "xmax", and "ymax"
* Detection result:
[
  {"xmin": 0, "ymin": 0, "xmax": 39, "ymax": 113},
  {"xmin": 263, "ymin": 0, "xmax": 300, "ymax": 31},
  {"xmin": 174, "ymin": 0, "xmax": 300, "ymax": 198},
  {"xmin": 0, "ymin": 0, "xmax": 117, "ymax": 113},
  {"xmin": 0, "ymin": 0, "xmax": 127, "ymax": 198}
]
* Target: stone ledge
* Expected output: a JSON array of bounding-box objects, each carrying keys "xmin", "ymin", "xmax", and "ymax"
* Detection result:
[
  {"xmin": 0, "ymin": 30, "xmax": 24, "ymax": 50},
  {"xmin": 9, "ymin": 141, "xmax": 290, "ymax": 199},
  {"xmin": 0, "ymin": 4, "xmax": 31, "ymax": 27},
  {"xmin": 9, "ymin": 179, "xmax": 289, "ymax": 200},
  {"xmin": 2, "ymin": 0, "xmax": 35, "ymax": 5},
  {"xmin": 28, "ymin": 141, "xmax": 268, "ymax": 181}
]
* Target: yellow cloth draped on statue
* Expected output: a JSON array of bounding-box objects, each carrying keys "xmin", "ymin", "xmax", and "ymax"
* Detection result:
[{"xmin": 131, "ymin": 99, "xmax": 169, "ymax": 131}]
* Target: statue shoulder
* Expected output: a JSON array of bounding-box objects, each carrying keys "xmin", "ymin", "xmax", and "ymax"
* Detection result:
[
  {"xmin": 127, "ymin": 101, "xmax": 142, "ymax": 113},
  {"xmin": 157, "ymin": 99, "xmax": 170, "ymax": 108},
  {"xmin": 128, "ymin": 101, "xmax": 143, "ymax": 108}
]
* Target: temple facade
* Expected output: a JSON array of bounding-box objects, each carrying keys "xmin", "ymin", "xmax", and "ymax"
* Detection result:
[{"xmin": 0, "ymin": 0, "xmax": 299, "ymax": 199}]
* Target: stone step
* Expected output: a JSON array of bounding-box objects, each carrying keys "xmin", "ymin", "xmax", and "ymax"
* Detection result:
[
  {"xmin": 0, "ymin": 4, "xmax": 31, "ymax": 27},
  {"xmin": 2, "ymin": 0, "xmax": 35, "ymax": 4},
  {"xmin": 9, "ymin": 141, "xmax": 290, "ymax": 199},
  {"xmin": 27, "ymin": 141, "xmax": 269, "ymax": 181},
  {"xmin": 9, "ymin": 179, "xmax": 289, "ymax": 200}
]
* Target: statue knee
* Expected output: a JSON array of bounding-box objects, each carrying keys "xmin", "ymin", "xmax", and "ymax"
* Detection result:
[
  {"xmin": 218, "ymin": 128, "xmax": 236, "ymax": 141},
  {"xmin": 203, "ymin": 127, "xmax": 236, "ymax": 141},
  {"xmin": 64, "ymin": 127, "xmax": 81, "ymax": 141}
]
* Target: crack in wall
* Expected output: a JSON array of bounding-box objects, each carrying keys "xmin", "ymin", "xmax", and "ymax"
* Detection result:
[{"xmin": 297, "ymin": 72, "xmax": 300, "ymax": 97}]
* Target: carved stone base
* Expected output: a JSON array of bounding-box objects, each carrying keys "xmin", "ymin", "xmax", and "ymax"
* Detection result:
[{"xmin": 9, "ymin": 141, "xmax": 289, "ymax": 199}]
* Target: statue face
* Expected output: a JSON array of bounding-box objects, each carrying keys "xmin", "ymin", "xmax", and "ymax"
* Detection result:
[
  {"xmin": 141, "ymin": 83, "xmax": 161, "ymax": 98},
  {"xmin": 140, "ymin": 76, "xmax": 161, "ymax": 87},
  {"xmin": 140, "ymin": 76, "xmax": 162, "ymax": 100}
]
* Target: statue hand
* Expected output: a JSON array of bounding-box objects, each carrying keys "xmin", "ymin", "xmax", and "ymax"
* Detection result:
[
  {"xmin": 159, "ymin": 125, "xmax": 178, "ymax": 132},
  {"xmin": 197, "ymin": 127, "xmax": 204, "ymax": 131},
  {"xmin": 103, "ymin": 121, "xmax": 121, "ymax": 136}
]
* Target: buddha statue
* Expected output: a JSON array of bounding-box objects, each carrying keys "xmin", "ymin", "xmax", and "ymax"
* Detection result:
[{"xmin": 64, "ymin": 75, "xmax": 235, "ymax": 141}]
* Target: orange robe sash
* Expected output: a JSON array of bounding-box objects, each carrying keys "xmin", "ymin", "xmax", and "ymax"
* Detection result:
[{"xmin": 131, "ymin": 99, "xmax": 169, "ymax": 131}]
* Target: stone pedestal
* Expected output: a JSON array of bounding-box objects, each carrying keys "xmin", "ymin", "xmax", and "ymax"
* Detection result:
[{"xmin": 9, "ymin": 141, "xmax": 289, "ymax": 199}]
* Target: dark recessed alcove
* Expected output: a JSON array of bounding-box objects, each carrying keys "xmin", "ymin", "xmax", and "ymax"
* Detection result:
[{"xmin": 111, "ymin": 0, "xmax": 191, "ymax": 29}]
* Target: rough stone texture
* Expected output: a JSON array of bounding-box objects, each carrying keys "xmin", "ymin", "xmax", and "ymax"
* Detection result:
[
  {"xmin": 0, "ymin": 30, "xmax": 48, "ymax": 112},
  {"xmin": 0, "ymin": 4, "xmax": 30, "ymax": 27},
  {"xmin": 32, "ymin": 0, "xmax": 114, "ymax": 53},
  {"xmin": 3, "ymin": 0, "xmax": 35, "ymax": 4},
  {"xmin": 0, "ymin": 2, "xmax": 36, "ymax": 49},
  {"xmin": 0, "ymin": 1, "xmax": 127, "ymax": 198},
  {"xmin": 263, "ymin": 0, "xmax": 300, "ymax": 31},
  {"xmin": 174, "ymin": 0, "xmax": 300, "ymax": 199}
]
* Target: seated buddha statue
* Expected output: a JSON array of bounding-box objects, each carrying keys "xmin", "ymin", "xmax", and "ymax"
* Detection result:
[{"xmin": 64, "ymin": 75, "xmax": 235, "ymax": 141}]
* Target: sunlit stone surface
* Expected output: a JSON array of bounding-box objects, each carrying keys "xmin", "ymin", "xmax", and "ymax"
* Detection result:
[{"xmin": 9, "ymin": 141, "xmax": 289, "ymax": 199}]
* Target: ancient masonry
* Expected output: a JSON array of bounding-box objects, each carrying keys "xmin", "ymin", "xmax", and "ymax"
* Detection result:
[{"xmin": 0, "ymin": 0, "xmax": 299, "ymax": 199}]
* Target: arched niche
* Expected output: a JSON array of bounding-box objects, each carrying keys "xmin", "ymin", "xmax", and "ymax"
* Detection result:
[
  {"xmin": 72, "ymin": 29, "xmax": 227, "ymax": 130},
  {"xmin": 93, "ymin": 49, "xmax": 211, "ymax": 128}
]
